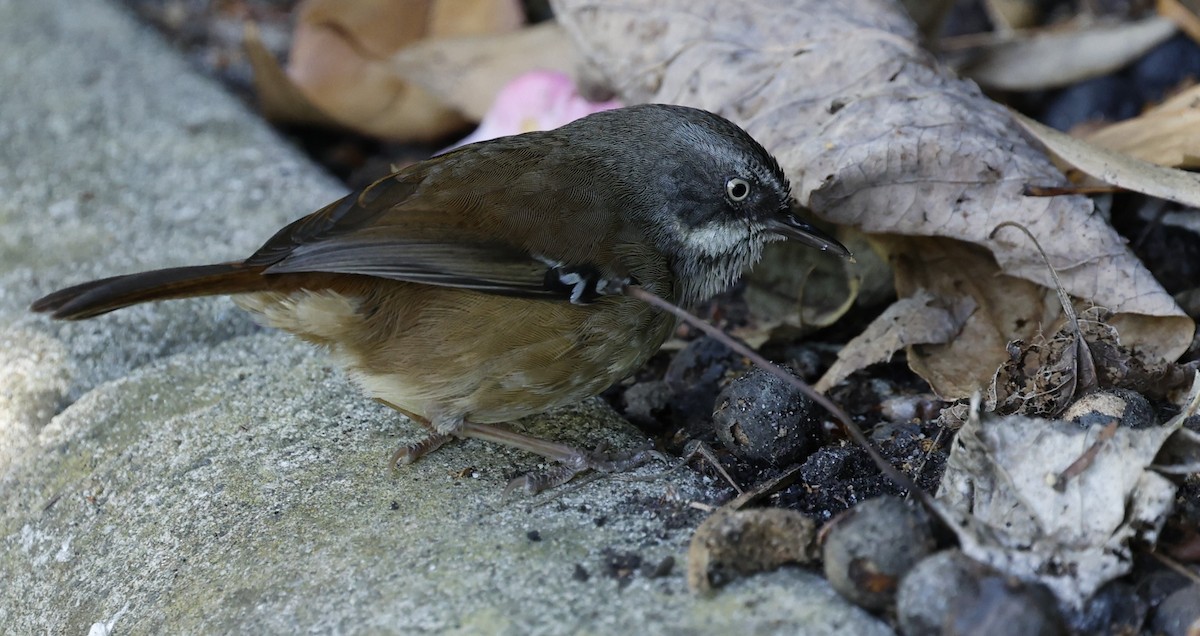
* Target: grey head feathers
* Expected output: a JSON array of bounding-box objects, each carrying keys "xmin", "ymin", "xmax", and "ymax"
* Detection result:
[{"xmin": 565, "ymin": 104, "xmax": 795, "ymax": 305}]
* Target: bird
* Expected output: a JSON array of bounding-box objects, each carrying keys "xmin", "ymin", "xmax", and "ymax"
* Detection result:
[{"xmin": 31, "ymin": 104, "xmax": 851, "ymax": 492}]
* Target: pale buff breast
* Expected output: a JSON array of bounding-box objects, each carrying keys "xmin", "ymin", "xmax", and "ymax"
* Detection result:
[{"xmin": 234, "ymin": 279, "xmax": 675, "ymax": 426}]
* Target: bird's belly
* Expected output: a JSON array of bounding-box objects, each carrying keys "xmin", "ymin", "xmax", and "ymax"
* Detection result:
[{"xmin": 236, "ymin": 281, "xmax": 674, "ymax": 424}]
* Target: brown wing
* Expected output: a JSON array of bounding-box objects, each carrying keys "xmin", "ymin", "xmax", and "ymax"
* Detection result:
[{"xmin": 245, "ymin": 137, "xmax": 633, "ymax": 301}]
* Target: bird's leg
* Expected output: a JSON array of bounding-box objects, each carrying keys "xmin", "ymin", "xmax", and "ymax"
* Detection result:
[
  {"xmin": 389, "ymin": 433, "xmax": 454, "ymax": 468},
  {"xmin": 459, "ymin": 422, "xmax": 664, "ymax": 494},
  {"xmin": 459, "ymin": 422, "xmax": 593, "ymax": 465},
  {"xmin": 376, "ymin": 399, "xmax": 457, "ymax": 468},
  {"xmin": 376, "ymin": 399, "xmax": 662, "ymax": 492}
]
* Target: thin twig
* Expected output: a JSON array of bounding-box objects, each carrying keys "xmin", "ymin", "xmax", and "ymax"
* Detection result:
[
  {"xmin": 1052, "ymin": 420, "xmax": 1118, "ymax": 492},
  {"xmin": 1148, "ymin": 550, "xmax": 1200, "ymax": 585},
  {"xmin": 1023, "ymin": 184, "xmax": 1122, "ymax": 197}
]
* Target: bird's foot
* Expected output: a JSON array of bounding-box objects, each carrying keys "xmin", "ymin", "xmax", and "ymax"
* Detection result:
[
  {"xmin": 384, "ymin": 416, "xmax": 667, "ymax": 493},
  {"xmin": 388, "ymin": 432, "xmax": 454, "ymax": 470},
  {"xmin": 504, "ymin": 442, "xmax": 666, "ymax": 495}
]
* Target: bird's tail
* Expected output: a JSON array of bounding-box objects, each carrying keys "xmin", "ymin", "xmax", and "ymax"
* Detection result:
[{"xmin": 31, "ymin": 262, "xmax": 269, "ymax": 320}]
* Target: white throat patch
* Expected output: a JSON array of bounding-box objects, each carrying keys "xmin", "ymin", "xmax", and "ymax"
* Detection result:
[
  {"xmin": 682, "ymin": 219, "xmax": 759, "ymax": 258},
  {"xmin": 673, "ymin": 220, "xmax": 772, "ymax": 305}
]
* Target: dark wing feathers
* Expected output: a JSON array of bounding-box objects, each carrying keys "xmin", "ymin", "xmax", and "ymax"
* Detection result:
[
  {"xmin": 264, "ymin": 237, "xmax": 560, "ymax": 297},
  {"xmin": 245, "ymin": 158, "xmax": 625, "ymax": 302},
  {"xmin": 245, "ymin": 174, "xmax": 417, "ymax": 268}
]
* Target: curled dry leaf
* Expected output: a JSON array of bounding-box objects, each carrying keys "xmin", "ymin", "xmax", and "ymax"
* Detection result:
[
  {"xmin": 390, "ymin": 22, "xmax": 583, "ymax": 122},
  {"xmin": 986, "ymin": 220, "xmax": 1099, "ymax": 417},
  {"xmin": 1084, "ymin": 83, "xmax": 1200, "ymax": 169},
  {"xmin": 554, "ymin": 0, "xmax": 1192, "ymax": 398},
  {"xmin": 989, "ymin": 309, "xmax": 1106, "ymax": 418},
  {"xmin": 881, "ymin": 236, "xmax": 1066, "ymax": 397},
  {"xmin": 815, "ymin": 288, "xmax": 974, "ymax": 393},
  {"xmin": 1017, "ymin": 111, "xmax": 1200, "ymax": 209},
  {"xmin": 949, "ymin": 16, "xmax": 1177, "ymax": 91},
  {"xmin": 250, "ymin": 0, "xmax": 524, "ymax": 141},
  {"xmin": 244, "ymin": 22, "xmax": 340, "ymax": 129},
  {"xmin": 936, "ymin": 372, "xmax": 1200, "ymax": 609},
  {"xmin": 982, "ymin": 0, "xmax": 1042, "ymax": 31},
  {"xmin": 1158, "ymin": 0, "xmax": 1200, "ymax": 45}
]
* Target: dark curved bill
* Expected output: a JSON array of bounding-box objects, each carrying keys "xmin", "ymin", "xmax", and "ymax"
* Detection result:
[{"xmin": 766, "ymin": 211, "xmax": 854, "ymax": 260}]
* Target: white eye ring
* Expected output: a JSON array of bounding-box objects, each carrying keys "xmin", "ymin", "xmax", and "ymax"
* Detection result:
[{"xmin": 726, "ymin": 177, "xmax": 751, "ymax": 202}]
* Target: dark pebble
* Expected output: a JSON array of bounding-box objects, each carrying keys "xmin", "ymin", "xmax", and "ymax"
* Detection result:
[
  {"xmin": 822, "ymin": 496, "xmax": 936, "ymax": 610},
  {"xmin": 897, "ymin": 550, "xmax": 992, "ymax": 636},
  {"xmin": 665, "ymin": 336, "xmax": 747, "ymax": 429},
  {"xmin": 1136, "ymin": 567, "xmax": 1191, "ymax": 609},
  {"xmin": 622, "ymin": 380, "xmax": 672, "ymax": 428},
  {"xmin": 1070, "ymin": 581, "xmax": 1147, "ymax": 635},
  {"xmin": 711, "ymin": 366, "xmax": 820, "ymax": 465},
  {"xmin": 1042, "ymin": 75, "xmax": 1142, "ymax": 131},
  {"xmin": 642, "ymin": 556, "xmax": 675, "ymax": 579},
  {"xmin": 1064, "ymin": 389, "xmax": 1154, "ymax": 430},
  {"xmin": 1132, "ymin": 34, "xmax": 1200, "ymax": 103},
  {"xmin": 945, "ymin": 575, "xmax": 1065, "ymax": 636},
  {"xmin": 1151, "ymin": 584, "xmax": 1200, "ymax": 636}
]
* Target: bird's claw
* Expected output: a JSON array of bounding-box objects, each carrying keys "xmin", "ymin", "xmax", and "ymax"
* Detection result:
[
  {"xmin": 389, "ymin": 432, "xmax": 454, "ymax": 470},
  {"xmin": 504, "ymin": 443, "xmax": 666, "ymax": 495}
]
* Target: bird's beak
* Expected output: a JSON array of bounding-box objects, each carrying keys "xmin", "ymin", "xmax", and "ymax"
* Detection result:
[{"xmin": 766, "ymin": 205, "xmax": 854, "ymax": 260}]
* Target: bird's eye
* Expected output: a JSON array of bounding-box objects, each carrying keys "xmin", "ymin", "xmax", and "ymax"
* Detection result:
[{"xmin": 726, "ymin": 177, "xmax": 751, "ymax": 202}]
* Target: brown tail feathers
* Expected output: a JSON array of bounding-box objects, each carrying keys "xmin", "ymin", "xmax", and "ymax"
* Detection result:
[{"xmin": 31, "ymin": 263, "xmax": 269, "ymax": 320}]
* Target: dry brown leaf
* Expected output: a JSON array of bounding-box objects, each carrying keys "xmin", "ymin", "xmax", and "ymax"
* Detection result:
[
  {"xmin": 881, "ymin": 237, "xmax": 1060, "ymax": 396},
  {"xmin": 952, "ymin": 17, "xmax": 1177, "ymax": 91},
  {"xmin": 1084, "ymin": 83, "xmax": 1200, "ymax": 169},
  {"xmin": 984, "ymin": 0, "xmax": 1041, "ymax": 30},
  {"xmin": 986, "ymin": 221, "xmax": 1100, "ymax": 416},
  {"xmin": 1018, "ymin": 111, "xmax": 1200, "ymax": 208},
  {"xmin": 390, "ymin": 22, "xmax": 579, "ymax": 121},
  {"xmin": 244, "ymin": 21, "xmax": 341, "ymax": 129},
  {"xmin": 815, "ymin": 288, "xmax": 974, "ymax": 393},
  {"xmin": 251, "ymin": 0, "xmax": 524, "ymax": 140},
  {"xmin": 553, "ymin": 0, "xmax": 1193, "ymax": 398},
  {"xmin": 1158, "ymin": 0, "xmax": 1200, "ymax": 45}
]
